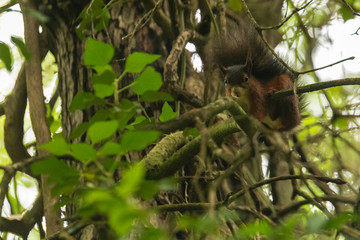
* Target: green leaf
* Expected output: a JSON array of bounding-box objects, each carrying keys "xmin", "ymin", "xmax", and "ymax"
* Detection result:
[
  {"xmin": 159, "ymin": 102, "xmax": 177, "ymax": 122},
  {"xmin": 120, "ymin": 130, "xmax": 161, "ymax": 151},
  {"xmin": 236, "ymin": 220, "xmax": 273, "ymax": 238},
  {"xmin": 183, "ymin": 128, "xmax": 199, "ymax": 137},
  {"xmin": 340, "ymin": 6, "xmax": 355, "ymax": 21},
  {"xmin": 306, "ymin": 214, "xmax": 328, "ymax": 234},
  {"xmin": 94, "ymin": 83, "xmax": 115, "ymax": 98},
  {"xmin": 228, "ymin": 0, "xmax": 243, "ymax": 13},
  {"xmin": 178, "ymin": 214, "xmax": 219, "ymax": 234},
  {"xmin": 69, "ymin": 109, "xmax": 112, "ymax": 140},
  {"xmin": 333, "ymin": 117, "xmax": 349, "ymax": 130},
  {"xmin": 76, "ymin": 0, "xmax": 109, "ymax": 39},
  {"xmin": 71, "ymin": 143, "xmax": 97, "ymax": 163},
  {"xmin": 355, "ymin": 1, "xmax": 360, "ymax": 10},
  {"xmin": 117, "ymin": 163, "xmax": 146, "ymax": 196},
  {"xmin": 138, "ymin": 228, "xmax": 168, "ymax": 240},
  {"xmin": 7, "ymin": 193, "xmax": 20, "ymax": 214},
  {"xmin": 88, "ymin": 120, "xmax": 118, "ymax": 143},
  {"xmin": 130, "ymin": 116, "xmax": 147, "ymax": 126},
  {"xmin": 49, "ymin": 119, "xmax": 62, "ymax": 134},
  {"xmin": 325, "ymin": 212, "xmax": 353, "ymax": 230},
  {"xmin": 69, "ymin": 92, "xmax": 106, "ymax": 110},
  {"xmin": 132, "ymin": 66, "xmax": 163, "ymax": 95},
  {"xmin": 103, "ymin": 158, "xmax": 121, "ymax": 171},
  {"xmin": 137, "ymin": 180, "xmax": 160, "ymax": 200},
  {"xmin": 0, "ymin": 42, "xmax": 12, "ymax": 71},
  {"xmin": 69, "ymin": 122, "xmax": 90, "ymax": 140},
  {"xmin": 98, "ymin": 141, "xmax": 123, "ymax": 156},
  {"xmin": 309, "ymin": 9, "xmax": 329, "ymax": 27},
  {"xmin": 95, "ymin": 10, "xmax": 110, "ymax": 31},
  {"xmin": 89, "ymin": 108, "xmax": 112, "ymax": 124},
  {"xmin": 92, "ymin": 69, "xmax": 116, "ymax": 98},
  {"xmin": 140, "ymin": 91, "xmax": 174, "ymax": 102},
  {"xmin": 93, "ymin": 64, "xmax": 113, "ymax": 74},
  {"xmin": 31, "ymin": 156, "xmax": 80, "ymax": 196},
  {"xmin": 125, "ymin": 52, "xmax": 161, "ymax": 73},
  {"xmin": 115, "ymin": 99, "xmax": 136, "ymax": 130},
  {"xmin": 126, "ymin": 116, "xmax": 150, "ymax": 130},
  {"xmin": 93, "ymin": 70, "xmax": 116, "ymax": 85},
  {"xmin": 108, "ymin": 204, "xmax": 145, "ymax": 236},
  {"xmin": 39, "ymin": 136, "xmax": 69, "ymax": 156},
  {"xmin": 84, "ymin": 38, "xmax": 114, "ymax": 66},
  {"xmin": 23, "ymin": 9, "xmax": 49, "ymax": 22},
  {"xmin": 327, "ymin": 87, "xmax": 344, "ymax": 106},
  {"xmin": 11, "ymin": 36, "xmax": 31, "ymax": 60}
]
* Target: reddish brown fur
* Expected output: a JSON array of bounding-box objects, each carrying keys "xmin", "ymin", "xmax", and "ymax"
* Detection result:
[
  {"xmin": 247, "ymin": 77, "xmax": 267, "ymax": 122},
  {"xmin": 247, "ymin": 74, "xmax": 300, "ymax": 131}
]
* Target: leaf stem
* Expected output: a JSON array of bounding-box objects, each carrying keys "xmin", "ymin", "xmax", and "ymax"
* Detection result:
[{"xmin": 114, "ymin": 71, "xmax": 127, "ymax": 105}]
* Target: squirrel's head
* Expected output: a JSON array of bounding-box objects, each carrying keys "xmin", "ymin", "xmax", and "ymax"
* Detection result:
[
  {"xmin": 220, "ymin": 64, "xmax": 251, "ymax": 90},
  {"xmin": 220, "ymin": 65, "xmax": 251, "ymax": 112},
  {"xmin": 220, "ymin": 64, "xmax": 252, "ymax": 113}
]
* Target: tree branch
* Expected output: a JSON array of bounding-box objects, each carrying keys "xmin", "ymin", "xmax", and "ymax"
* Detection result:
[
  {"xmin": 20, "ymin": 0, "xmax": 61, "ymax": 234},
  {"xmin": 259, "ymin": 0, "xmax": 314, "ymax": 31},
  {"xmin": 145, "ymin": 118, "xmax": 241, "ymax": 179},
  {"xmin": 164, "ymin": 29, "xmax": 194, "ymax": 83},
  {"xmin": 298, "ymin": 56, "xmax": 355, "ymax": 75},
  {"xmin": 0, "ymin": 103, "xmax": 4, "ymax": 116},
  {"xmin": 271, "ymin": 78, "xmax": 360, "ymax": 100},
  {"xmin": 141, "ymin": 97, "xmax": 243, "ymax": 133},
  {"xmin": 0, "ymin": 194, "xmax": 43, "ymax": 239},
  {"xmin": 4, "ymin": 64, "xmax": 31, "ymax": 163},
  {"xmin": 224, "ymin": 174, "xmax": 347, "ymax": 206},
  {"xmin": 341, "ymin": 0, "xmax": 360, "ymax": 16},
  {"xmin": 141, "ymin": 0, "xmax": 173, "ymax": 40},
  {"xmin": 122, "ymin": 0, "xmax": 163, "ymax": 41},
  {"xmin": 0, "ymin": 0, "xmax": 17, "ymax": 14},
  {"xmin": 144, "ymin": 96, "xmax": 262, "ymax": 179}
]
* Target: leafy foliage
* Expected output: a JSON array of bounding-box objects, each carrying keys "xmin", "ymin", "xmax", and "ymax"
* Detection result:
[
  {"xmin": 11, "ymin": 36, "xmax": 31, "ymax": 60},
  {"xmin": 84, "ymin": 38, "xmax": 114, "ymax": 66},
  {"xmin": 24, "ymin": 47, "xmax": 177, "ymax": 237},
  {"xmin": 159, "ymin": 102, "xmax": 178, "ymax": 122},
  {"xmin": 125, "ymin": 52, "xmax": 161, "ymax": 73},
  {"xmin": 0, "ymin": 42, "xmax": 12, "ymax": 71}
]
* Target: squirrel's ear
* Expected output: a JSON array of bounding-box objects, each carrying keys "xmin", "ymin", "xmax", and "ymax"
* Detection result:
[
  {"xmin": 245, "ymin": 52, "xmax": 253, "ymax": 73},
  {"xmin": 219, "ymin": 65, "xmax": 228, "ymax": 75}
]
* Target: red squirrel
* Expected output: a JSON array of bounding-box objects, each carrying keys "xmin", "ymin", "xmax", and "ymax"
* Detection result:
[{"xmin": 214, "ymin": 21, "xmax": 301, "ymax": 131}]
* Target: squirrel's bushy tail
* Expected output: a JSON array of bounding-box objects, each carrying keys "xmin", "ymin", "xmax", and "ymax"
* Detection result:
[{"xmin": 213, "ymin": 20, "xmax": 291, "ymax": 82}]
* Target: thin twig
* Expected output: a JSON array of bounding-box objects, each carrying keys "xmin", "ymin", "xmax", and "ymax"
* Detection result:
[
  {"xmin": 0, "ymin": 1, "xmax": 16, "ymax": 14},
  {"xmin": 122, "ymin": 0, "xmax": 163, "ymax": 40},
  {"xmin": 299, "ymin": 56, "xmax": 355, "ymax": 75},
  {"xmin": 260, "ymin": 0, "xmax": 314, "ymax": 31},
  {"xmin": 352, "ymin": 27, "xmax": 360, "ymax": 35},
  {"xmin": 224, "ymin": 174, "xmax": 347, "ymax": 206},
  {"xmin": 271, "ymin": 78, "xmax": 360, "ymax": 100}
]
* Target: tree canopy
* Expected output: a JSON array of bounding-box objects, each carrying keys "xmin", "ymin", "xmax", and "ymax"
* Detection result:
[{"xmin": 1, "ymin": 0, "xmax": 360, "ymax": 239}]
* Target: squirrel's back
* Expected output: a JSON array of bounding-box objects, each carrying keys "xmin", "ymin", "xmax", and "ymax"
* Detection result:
[{"xmin": 213, "ymin": 20, "xmax": 291, "ymax": 82}]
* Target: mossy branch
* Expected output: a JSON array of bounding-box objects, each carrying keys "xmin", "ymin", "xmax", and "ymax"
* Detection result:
[{"xmin": 143, "ymin": 97, "xmax": 258, "ymax": 179}]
